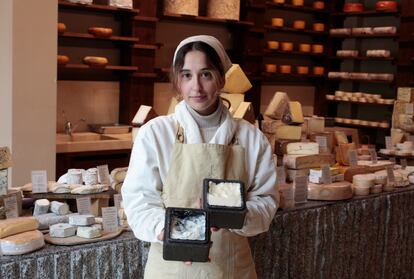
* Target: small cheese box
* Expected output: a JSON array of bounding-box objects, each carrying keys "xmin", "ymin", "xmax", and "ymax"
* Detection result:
[
  {"xmin": 163, "ymin": 207, "xmax": 210, "ymax": 262},
  {"xmin": 202, "ymin": 178, "xmax": 246, "ymax": 229}
]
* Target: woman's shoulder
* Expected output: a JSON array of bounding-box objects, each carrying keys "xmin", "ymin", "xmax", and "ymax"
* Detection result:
[{"xmin": 138, "ymin": 114, "xmax": 177, "ymax": 137}]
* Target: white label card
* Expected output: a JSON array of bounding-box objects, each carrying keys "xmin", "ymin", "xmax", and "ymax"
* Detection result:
[
  {"xmin": 76, "ymin": 197, "xmax": 92, "ymax": 215},
  {"xmin": 0, "ymin": 169, "xmax": 8, "ymax": 196},
  {"xmin": 315, "ymin": 136, "xmax": 328, "ymax": 153},
  {"xmin": 31, "ymin": 170, "xmax": 48, "ymax": 193},
  {"xmin": 276, "ymin": 166, "xmax": 286, "ymax": 186},
  {"xmin": 294, "ymin": 176, "xmax": 308, "ymax": 204},
  {"xmin": 102, "ymin": 207, "xmax": 118, "ymax": 233},
  {"xmin": 386, "ymin": 166, "xmax": 395, "ymax": 182},
  {"xmin": 348, "ymin": 150, "xmax": 358, "ymax": 167},
  {"xmin": 401, "ymin": 158, "xmax": 407, "ymax": 170},
  {"xmin": 114, "ymin": 194, "xmax": 122, "ymax": 210},
  {"xmin": 4, "ymin": 195, "xmax": 18, "ymax": 219},
  {"xmin": 369, "ymin": 149, "xmax": 378, "ymax": 164},
  {"xmin": 385, "ymin": 136, "xmax": 393, "ymax": 150},
  {"xmin": 321, "ymin": 165, "xmax": 332, "ymax": 184},
  {"xmin": 405, "ymin": 103, "xmax": 414, "ymax": 114},
  {"xmin": 97, "ymin": 165, "xmax": 111, "ymax": 185}
]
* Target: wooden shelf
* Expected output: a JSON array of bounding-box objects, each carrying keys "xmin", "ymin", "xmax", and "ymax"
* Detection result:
[
  {"xmin": 326, "ymin": 98, "xmax": 394, "ymax": 106},
  {"xmin": 329, "ymin": 56, "xmax": 396, "ymax": 62},
  {"xmin": 263, "ymin": 72, "xmax": 326, "ymax": 81},
  {"xmin": 263, "ymin": 49, "xmax": 325, "ymax": 57},
  {"xmin": 59, "ymin": 32, "xmax": 139, "ymax": 42},
  {"xmin": 131, "ymin": 72, "xmax": 158, "ymax": 78},
  {"xmin": 331, "ymin": 10, "xmax": 400, "ymax": 17},
  {"xmin": 266, "ymin": 2, "xmax": 328, "ymax": 14},
  {"xmin": 330, "ymin": 33, "xmax": 399, "ymax": 39},
  {"xmin": 58, "ymin": 64, "xmax": 138, "ymax": 71},
  {"xmin": 247, "ymin": 3, "xmax": 266, "ymax": 10},
  {"xmin": 265, "ymin": 25, "xmax": 328, "ymax": 36},
  {"xmin": 334, "ymin": 122, "xmax": 390, "ymax": 130},
  {"xmin": 249, "ymin": 27, "xmax": 265, "ymax": 34},
  {"xmin": 161, "ymin": 13, "xmax": 254, "ymax": 26},
  {"xmin": 58, "ymin": 0, "xmax": 139, "ymax": 14},
  {"xmin": 131, "ymin": 43, "xmax": 160, "ymax": 50},
  {"xmin": 134, "ymin": 15, "xmax": 158, "ymax": 22},
  {"xmin": 328, "ymin": 77, "xmax": 394, "ymax": 84}
]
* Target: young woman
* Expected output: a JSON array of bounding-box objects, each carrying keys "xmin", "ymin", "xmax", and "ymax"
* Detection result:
[{"xmin": 122, "ymin": 35, "xmax": 278, "ymax": 278}]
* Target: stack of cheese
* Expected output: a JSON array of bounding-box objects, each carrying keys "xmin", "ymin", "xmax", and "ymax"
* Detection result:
[
  {"xmin": 49, "ymin": 214, "xmax": 102, "ymax": 239},
  {"xmin": 0, "ymin": 217, "xmax": 45, "ymax": 255},
  {"xmin": 111, "ymin": 167, "xmax": 128, "ymax": 193},
  {"xmin": 379, "ymin": 129, "xmax": 405, "ymax": 155},
  {"xmin": 392, "ymin": 87, "xmax": 414, "ymax": 133},
  {"xmin": 33, "ymin": 199, "xmax": 72, "ymax": 230}
]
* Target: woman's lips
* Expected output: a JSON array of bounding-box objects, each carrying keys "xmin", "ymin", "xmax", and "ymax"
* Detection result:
[{"xmin": 190, "ymin": 95, "xmax": 207, "ymax": 102}]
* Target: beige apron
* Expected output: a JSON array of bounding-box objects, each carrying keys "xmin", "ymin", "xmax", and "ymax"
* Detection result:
[{"xmin": 144, "ymin": 125, "xmax": 257, "ymax": 279}]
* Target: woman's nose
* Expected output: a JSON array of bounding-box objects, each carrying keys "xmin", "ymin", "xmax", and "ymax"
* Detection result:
[{"xmin": 192, "ymin": 76, "xmax": 201, "ymax": 91}]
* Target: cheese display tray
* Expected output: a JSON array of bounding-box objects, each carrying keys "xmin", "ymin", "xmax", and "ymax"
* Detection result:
[{"xmin": 44, "ymin": 228, "xmax": 123, "ymax": 246}]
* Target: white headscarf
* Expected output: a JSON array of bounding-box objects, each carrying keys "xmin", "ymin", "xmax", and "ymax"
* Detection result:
[{"xmin": 172, "ymin": 35, "xmax": 233, "ymax": 72}]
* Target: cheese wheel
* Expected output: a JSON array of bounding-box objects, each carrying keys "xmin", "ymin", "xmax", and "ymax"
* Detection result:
[
  {"xmin": 343, "ymin": 3, "xmax": 364, "ymax": 12},
  {"xmin": 293, "ymin": 20, "xmax": 306, "ymax": 30},
  {"xmin": 83, "ymin": 56, "xmax": 108, "ymax": 67},
  {"xmin": 308, "ymin": 181, "xmax": 353, "ymax": 201},
  {"xmin": 0, "ymin": 230, "xmax": 44, "ymax": 255},
  {"xmin": 297, "ymin": 66, "xmax": 309, "ymax": 75},
  {"xmin": 312, "ymin": 44, "xmax": 324, "ymax": 54},
  {"xmin": 376, "ymin": 1, "xmax": 398, "ymax": 11},
  {"xmin": 271, "ymin": 18, "xmax": 284, "ymax": 27},
  {"xmin": 299, "ymin": 43, "xmax": 311, "ymax": 52},
  {"xmin": 265, "ymin": 64, "xmax": 277, "ymax": 73},
  {"xmin": 273, "ymin": 0, "xmax": 285, "ymax": 3},
  {"xmin": 313, "ymin": 66, "xmax": 324, "ymax": 75},
  {"xmin": 280, "ymin": 65, "xmax": 292, "ymax": 74},
  {"xmin": 292, "ymin": 0, "xmax": 304, "ymax": 6},
  {"xmin": 88, "ymin": 27, "xmax": 113, "ymax": 38},
  {"xmin": 281, "ymin": 42, "xmax": 293, "ymax": 52},
  {"xmin": 313, "ymin": 23, "xmax": 325, "ymax": 32},
  {"xmin": 353, "ymin": 185, "xmax": 370, "ymax": 196},
  {"xmin": 353, "ymin": 173, "xmax": 375, "ymax": 187},
  {"xmin": 0, "ymin": 217, "xmax": 39, "ymax": 238},
  {"xmin": 267, "ymin": 41, "xmax": 279, "ymax": 50},
  {"xmin": 313, "ymin": 1, "xmax": 325, "ymax": 9},
  {"xmin": 57, "ymin": 55, "xmax": 70, "ymax": 65},
  {"xmin": 77, "ymin": 226, "xmax": 102, "ymax": 239},
  {"xmin": 57, "ymin": 23, "xmax": 66, "ymax": 34}
]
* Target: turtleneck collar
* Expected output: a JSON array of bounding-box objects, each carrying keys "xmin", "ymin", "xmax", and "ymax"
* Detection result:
[{"xmin": 185, "ymin": 98, "xmax": 224, "ymax": 129}]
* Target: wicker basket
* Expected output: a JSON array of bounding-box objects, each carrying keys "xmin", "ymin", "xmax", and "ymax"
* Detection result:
[
  {"xmin": 164, "ymin": 0, "xmax": 199, "ymax": 16},
  {"xmin": 207, "ymin": 0, "xmax": 240, "ymax": 21}
]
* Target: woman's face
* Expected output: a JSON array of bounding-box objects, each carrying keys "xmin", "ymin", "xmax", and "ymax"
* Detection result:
[{"xmin": 178, "ymin": 50, "xmax": 222, "ymax": 115}]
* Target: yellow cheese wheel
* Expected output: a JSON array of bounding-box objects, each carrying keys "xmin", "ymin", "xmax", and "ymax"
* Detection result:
[
  {"xmin": 83, "ymin": 56, "xmax": 109, "ymax": 68},
  {"xmin": 273, "ymin": 0, "xmax": 285, "ymax": 3},
  {"xmin": 58, "ymin": 23, "xmax": 66, "ymax": 34},
  {"xmin": 280, "ymin": 65, "xmax": 292, "ymax": 74},
  {"xmin": 57, "ymin": 55, "xmax": 70, "ymax": 65},
  {"xmin": 297, "ymin": 66, "xmax": 309, "ymax": 75},
  {"xmin": 313, "ymin": 23, "xmax": 325, "ymax": 32},
  {"xmin": 312, "ymin": 44, "xmax": 324, "ymax": 54},
  {"xmin": 271, "ymin": 18, "xmax": 284, "ymax": 27},
  {"xmin": 313, "ymin": 66, "xmax": 324, "ymax": 75},
  {"xmin": 265, "ymin": 64, "xmax": 277, "ymax": 73},
  {"xmin": 292, "ymin": 0, "xmax": 304, "ymax": 6},
  {"xmin": 281, "ymin": 42, "xmax": 293, "ymax": 51},
  {"xmin": 313, "ymin": 1, "xmax": 325, "ymax": 9},
  {"xmin": 88, "ymin": 27, "xmax": 113, "ymax": 38},
  {"xmin": 293, "ymin": 20, "xmax": 306, "ymax": 30},
  {"xmin": 267, "ymin": 41, "xmax": 279, "ymax": 50},
  {"xmin": 299, "ymin": 43, "xmax": 311, "ymax": 52},
  {"xmin": 0, "ymin": 217, "xmax": 39, "ymax": 239}
]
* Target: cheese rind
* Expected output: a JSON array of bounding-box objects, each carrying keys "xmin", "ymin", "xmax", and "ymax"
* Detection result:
[
  {"xmin": 0, "ymin": 217, "xmax": 39, "ymax": 238},
  {"xmin": 33, "ymin": 199, "xmax": 50, "ymax": 216},
  {"xmin": 77, "ymin": 226, "xmax": 102, "ymax": 239},
  {"xmin": 50, "ymin": 201, "xmax": 70, "ymax": 216},
  {"xmin": 69, "ymin": 214, "xmax": 95, "ymax": 226},
  {"xmin": 223, "ymin": 64, "xmax": 252, "ymax": 94},
  {"xmin": 264, "ymin": 92, "xmax": 290, "ymax": 120},
  {"xmin": 0, "ymin": 230, "xmax": 45, "ymax": 255},
  {"xmin": 70, "ymin": 184, "xmax": 107, "ymax": 194},
  {"xmin": 284, "ymin": 102, "xmax": 304, "ymax": 124},
  {"xmin": 49, "ymin": 223, "xmax": 77, "ymax": 238},
  {"xmin": 283, "ymin": 154, "xmax": 333, "ymax": 169},
  {"xmin": 307, "ymin": 181, "xmax": 353, "ymax": 201},
  {"xmin": 286, "ymin": 142, "xmax": 319, "ymax": 155},
  {"xmin": 275, "ymin": 125, "xmax": 302, "ymax": 140}
]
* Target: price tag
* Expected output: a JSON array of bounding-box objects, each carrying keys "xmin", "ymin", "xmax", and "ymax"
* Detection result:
[
  {"xmin": 405, "ymin": 103, "xmax": 414, "ymax": 114},
  {"xmin": 114, "ymin": 194, "xmax": 122, "ymax": 210},
  {"xmin": 348, "ymin": 149, "xmax": 358, "ymax": 167},
  {"xmin": 385, "ymin": 136, "xmax": 393, "ymax": 150},
  {"xmin": 4, "ymin": 195, "xmax": 18, "ymax": 219},
  {"xmin": 315, "ymin": 136, "xmax": 328, "ymax": 153},
  {"xmin": 294, "ymin": 176, "xmax": 308, "ymax": 204},
  {"xmin": 31, "ymin": 170, "xmax": 48, "ymax": 193},
  {"xmin": 97, "ymin": 165, "xmax": 111, "ymax": 185},
  {"xmin": 102, "ymin": 207, "xmax": 119, "ymax": 233},
  {"xmin": 321, "ymin": 165, "xmax": 332, "ymax": 184},
  {"xmin": 369, "ymin": 148, "xmax": 378, "ymax": 164},
  {"xmin": 76, "ymin": 197, "xmax": 92, "ymax": 215},
  {"xmin": 0, "ymin": 169, "xmax": 8, "ymax": 196},
  {"xmin": 276, "ymin": 166, "xmax": 286, "ymax": 186},
  {"xmin": 401, "ymin": 158, "xmax": 407, "ymax": 170},
  {"xmin": 386, "ymin": 166, "xmax": 395, "ymax": 183}
]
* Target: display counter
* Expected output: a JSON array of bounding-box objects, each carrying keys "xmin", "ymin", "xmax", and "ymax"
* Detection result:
[{"xmin": 2, "ymin": 186, "xmax": 414, "ymax": 278}]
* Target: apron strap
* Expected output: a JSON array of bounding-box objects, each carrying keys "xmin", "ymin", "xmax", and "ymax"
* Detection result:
[{"xmin": 175, "ymin": 122, "xmax": 185, "ymax": 144}]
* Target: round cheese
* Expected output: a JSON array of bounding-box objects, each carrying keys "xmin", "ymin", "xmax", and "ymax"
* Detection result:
[
  {"xmin": 281, "ymin": 42, "xmax": 293, "ymax": 52},
  {"xmin": 293, "ymin": 20, "xmax": 306, "ymax": 30},
  {"xmin": 353, "ymin": 173, "xmax": 375, "ymax": 187},
  {"xmin": 313, "ymin": 1, "xmax": 325, "ymax": 9},
  {"xmin": 57, "ymin": 55, "xmax": 69, "ymax": 65},
  {"xmin": 265, "ymin": 64, "xmax": 277, "ymax": 73},
  {"xmin": 299, "ymin": 43, "xmax": 311, "ymax": 52},
  {"xmin": 271, "ymin": 18, "xmax": 284, "ymax": 27},
  {"xmin": 88, "ymin": 27, "xmax": 113, "ymax": 38},
  {"xmin": 83, "ymin": 56, "xmax": 108, "ymax": 68},
  {"xmin": 312, "ymin": 44, "xmax": 324, "ymax": 54},
  {"xmin": 313, "ymin": 66, "xmax": 324, "ymax": 75},
  {"xmin": 308, "ymin": 181, "xmax": 353, "ymax": 201},
  {"xmin": 292, "ymin": 0, "xmax": 304, "ymax": 6},
  {"xmin": 297, "ymin": 66, "xmax": 309, "ymax": 75},
  {"xmin": 313, "ymin": 23, "xmax": 325, "ymax": 32},
  {"xmin": 280, "ymin": 65, "xmax": 292, "ymax": 74},
  {"xmin": 353, "ymin": 185, "xmax": 370, "ymax": 196},
  {"xmin": 1, "ymin": 230, "xmax": 44, "ymax": 255},
  {"xmin": 267, "ymin": 41, "xmax": 279, "ymax": 50}
]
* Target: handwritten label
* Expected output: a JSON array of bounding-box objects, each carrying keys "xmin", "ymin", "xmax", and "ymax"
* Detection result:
[
  {"xmin": 386, "ymin": 166, "xmax": 395, "ymax": 183},
  {"xmin": 4, "ymin": 195, "xmax": 18, "ymax": 219},
  {"xmin": 321, "ymin": 165, "xmax": 332, "ymax": 184},
  {"xmin": 114, "ymin": 194, "xmax": 122, "ymax": 210},
  {"xmin": 401, "ymin": 158, "xmax": 407, "ymax": 170},
  {"xmin": 385, "ymin": 136, "xmax": 393, "ymax": 150},
  {"xmin": 76, "ymin": 197, "xmax": 92, "ymax": 215},
  {"xmin": 369, "ymin": 148, "xmax": 378, "ymax": 164},
  {"xmin": 294, "ymin": 176, "xmax": 308, "ymax": 204},
  {"xmin": 97, "ymin": 165, "xmax": 111, "ymax": 185},
  {"xmin": 315, "ymin": 136, "xmax": 328, "ymax": 153},
  {"xmin": 102, "ymin": 207, "xmax": 118, "ymax": 233},
  {"xmin": 405, "ymin": 103, "xmax": 414, "ymax": 114},
  {"xmin": 31, "ymin": 170, "xmax": 48, "ymax": 193},
  {"xmin": 276, "ymin": 166, "xmax": 286, "ymax": 186},
  {"xmin": 348, "ymin": 150, "xmax": 358, "ymax": 167},
  {"xmin": 0, "ymin": 169, "xmax": 7, "ymax": 196}
]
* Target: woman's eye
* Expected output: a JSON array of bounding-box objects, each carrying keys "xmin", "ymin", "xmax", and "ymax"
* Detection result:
[
  {"xmin": 201, "ymin": 71, "xmax": 212, "ymax": 79},
  {"xmin": 181, "ymin": 73, "xmax": 192, "ymax": 79}
]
